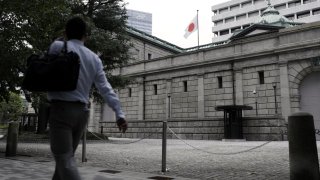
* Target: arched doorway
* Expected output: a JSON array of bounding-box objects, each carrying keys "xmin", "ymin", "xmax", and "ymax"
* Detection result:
[{"xmin": 300, "ymin": 71, "xmax": 320, "ymax": 140}]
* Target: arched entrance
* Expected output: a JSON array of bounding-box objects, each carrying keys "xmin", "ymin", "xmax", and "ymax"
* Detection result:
[{"xmin": 300, "ymin": 71, "xmax": 320, "ymax": 140}]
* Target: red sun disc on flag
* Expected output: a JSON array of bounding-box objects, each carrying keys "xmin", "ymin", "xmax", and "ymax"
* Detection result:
[{"xmin": 188, "ymin": 23, "xmax": 195, "ymax": 32}]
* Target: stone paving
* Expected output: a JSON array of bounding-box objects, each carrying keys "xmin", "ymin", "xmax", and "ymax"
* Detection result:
[{"xmin": 0, "ymin": 138, "xmax": 318, "ymax": 180}]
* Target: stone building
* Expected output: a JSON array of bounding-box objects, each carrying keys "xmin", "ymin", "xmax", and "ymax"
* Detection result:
[{"xmin": 96, "ymin": 5, "xmax": 320, "ymax": 141}]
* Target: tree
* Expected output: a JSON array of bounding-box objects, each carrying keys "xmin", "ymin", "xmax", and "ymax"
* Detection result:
[
  {"xmin": 0, "ymin": 0, "xmax": 71, "ymax": 102},
  {"xmin": 0, "ymin": 0, "xmax": 132, "ymax": 103},
  {"xmin": 0, "ymin": 92, "xmax": 25, "ymax": 123},
  {"xmin": 70, "ymin": 0, "xmax": 132, "ymax": 88}
]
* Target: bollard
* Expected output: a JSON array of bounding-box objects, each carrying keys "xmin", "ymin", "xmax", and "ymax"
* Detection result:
[
  {"xmin": 288, "ymin": 112, "xmax": 320, "ymax": 180},
  {"xmin": 100, "ymin": 126, "xmax": 104, "ymax": 134},
  {"xmin": 6, "ymin": 121, "xmax": 19, "ymax": 157},
  {"xmin": 161, "ymin": 121, "xmax": 167, "ymax": 172}
]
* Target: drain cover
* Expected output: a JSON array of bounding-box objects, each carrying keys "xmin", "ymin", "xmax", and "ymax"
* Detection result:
[
  {"xmin": 148, "ymin": 176, "xmax": 174, "ymax": 180},
  {"xmin": 99, "ymin": 169, "xmax": 121, "ymax": 174}
]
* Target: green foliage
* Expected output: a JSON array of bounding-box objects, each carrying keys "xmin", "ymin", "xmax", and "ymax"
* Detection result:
[
  {"xmin": 1, "ymin": 0, "xmax": 132, "ymax": 106},
  {"xmin": 0, "ymin": 92, "xmax": 25, "ymax": 123},
  {"xmin": 0, "ymin": 0, "xmax": 71, "ymax": 101}
]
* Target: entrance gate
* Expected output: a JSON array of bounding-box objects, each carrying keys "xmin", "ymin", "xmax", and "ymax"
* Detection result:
[
  {"xmin": 216, "ymin": 105, "xmax": 252, "ymax": 139},
  {"xmin": 300, "ymin": 71, "xmax": 320, "ymax": 140}
]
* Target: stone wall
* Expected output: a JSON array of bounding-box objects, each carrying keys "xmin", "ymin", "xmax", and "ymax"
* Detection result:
[{"xmin": 99, "ymin": 116, "xmax": 286, "ymax": 141}]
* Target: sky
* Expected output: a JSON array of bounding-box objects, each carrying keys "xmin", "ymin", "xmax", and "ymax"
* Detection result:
[{"xmin": 124, "ymin": 0, "xmax": 230, "ymax": 49}]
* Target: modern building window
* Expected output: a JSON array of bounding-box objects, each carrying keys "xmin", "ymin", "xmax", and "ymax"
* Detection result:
[
  {"xmin": 254, "ymin": 0, "xmax": 264, "ymax": 4},
  {"xmin": 288, "ymin": 0, "xmax": 301, "ymax": 8},
  {"xmin": 248, "ymin": 11, "xmax": 259, "ymax": 18},
  {"xmin": 231, "ymin": 26, "xmax": 241, "ymax": 33},
  {"xmin": 153, "ymin": 84, "xmax": 157, "ymax": 95},
  {"xmin": 297, "ymin": 11, "xmax": 310, "ymax": 19},
  {"xmin": 303, "ymin": 0, "xmax": 317, "ymax": 4},
  {"xmin": 285, "ymin": 14, "xmax": 295, "ymax": 20},
  {"xmin": 242, "ymin": 1, "xmax": 252, "ymax": 8},
  {"xmin": 147, "ymin": 53, "xmax": 152, "ymax": 60},
  {"xmin": 274, "ymin": 4, "xmax": 287, "ymax": 10},
  {"xmin": 219, "ymin": 7, "xmax": 228, "ymax": 14},
  {"xmin": 213, "ymin": 32, "xmax": 219, "ymax": 37},
  {"xmin": 128, "ymin": 88, "xmax": 132, "ymax": 97},
  {"xmin": 236, "ymin": 14, "xmax": 246, "ymax": 21},
  {"xmin": 230, "ymin": 4, "xmax": 240, "ymax": 11},
  {"xmin": 225, "ymin": 17, "xmax": 234, "ymax": 23},
  {"xmin": 258, "ymin": 71, "xmax": 265, "ymax": 84},
  {"xmin": 214, "ymin": 20, "xmax": 223, "ymax": 26},
  {"xmin": 183, "ymin": 81, "xmax": 188, "ymax": 92},
  {"xmin": 220, "ymin": 29, "xmax": 229, "ymax": 36},
  {"xmin": 218, "ymin": 76, "xmax": 223, "ymax": 88},
  {"xmin": 313, "ymin": 8, "xmax": 320, "ymax": 15}
]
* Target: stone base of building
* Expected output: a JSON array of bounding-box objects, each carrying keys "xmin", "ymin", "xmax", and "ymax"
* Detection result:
[{"xmin": 99, "ymin": 116, "xmax": 287, "ymax": 141}]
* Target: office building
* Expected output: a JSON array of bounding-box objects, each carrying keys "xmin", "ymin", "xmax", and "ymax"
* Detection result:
[
  {"xmin": 211, "ymin": 0, "xmax": 320, "ymax": 42},
  {"xmin": 127, "ymin": 9, "xmax": 152, "ymax": 35}
]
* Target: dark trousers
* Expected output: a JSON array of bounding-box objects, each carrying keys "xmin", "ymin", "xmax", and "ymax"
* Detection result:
[{"xmin": 48, "ymin": 101, "xmax": 89, "ymax": 180}]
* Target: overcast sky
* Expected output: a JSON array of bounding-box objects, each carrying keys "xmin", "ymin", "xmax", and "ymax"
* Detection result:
[{"xmin": 124, "ymin": 0, "xmax": 230, "ymax": 48}]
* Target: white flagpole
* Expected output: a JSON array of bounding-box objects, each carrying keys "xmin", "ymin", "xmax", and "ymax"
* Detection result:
[{"xmin": 197, "ymin": 10, "xmax": 200, "ymax": 49}]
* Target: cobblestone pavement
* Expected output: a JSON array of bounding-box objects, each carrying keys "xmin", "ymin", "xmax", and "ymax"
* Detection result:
[{"xmin": 1, "ymin": 138, "xmax": 316, "ymax": 180}]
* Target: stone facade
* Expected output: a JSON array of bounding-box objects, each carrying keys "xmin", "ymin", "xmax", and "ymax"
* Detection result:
[{"xmin": 97, "ymin": 21, "xmax": 320, "ymax": 141}]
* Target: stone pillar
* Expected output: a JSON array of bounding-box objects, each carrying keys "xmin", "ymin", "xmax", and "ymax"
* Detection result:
[
  {"xmin": 198, "ymin": 74, "xmax": 205, "ymax": 118},
  {"xmin": 279, "ymin": 63, "xmax": 291, "ymax": 121},
  {"xmin": 138, "ymin": 77, "xmax": 145, "ymax": 120},
  {"xmin": 235, "ymin": 69, "xmax": 244, "ymax": 105},
  {"xmin": 288, "ymin": 112, "xmax": 320, "ymax": 180},
  {"xmin": 6, "ymin": 121, "xmax": 19, "ymax": 157}
]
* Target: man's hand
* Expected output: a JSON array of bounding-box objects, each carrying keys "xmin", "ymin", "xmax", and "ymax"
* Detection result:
[{"xmin": 116, "ymin": 118, "xmax": 128, "ymax": 133}]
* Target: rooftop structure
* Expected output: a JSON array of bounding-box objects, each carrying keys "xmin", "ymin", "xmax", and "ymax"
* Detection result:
[
  {"xmin": 127, "ymin": 9, "xmax": 152, "ymax": 35},
  {"xmin": 211, "ymin": 0, "xmax": 320, "ymax": 43}
]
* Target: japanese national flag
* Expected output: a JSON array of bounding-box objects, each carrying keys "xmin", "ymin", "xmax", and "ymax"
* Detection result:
[{"xmin": 184, "ymin": 15, "xmax": 198, "ymax": 39}]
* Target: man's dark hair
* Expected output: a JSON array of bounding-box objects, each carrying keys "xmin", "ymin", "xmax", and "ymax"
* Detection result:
[{"xmin": 65, "ymin": 17, "xmax": 87, "ymax": 40}]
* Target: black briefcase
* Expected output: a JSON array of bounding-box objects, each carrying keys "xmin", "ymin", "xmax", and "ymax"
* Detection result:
[{"xmin": 22, "ymin": 41, "xmax": 80, "ymax": 92}]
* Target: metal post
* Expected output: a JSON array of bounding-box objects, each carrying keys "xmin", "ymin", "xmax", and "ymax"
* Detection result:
[
  {"xmin": 161, "ymin": 121, "xmax": 167, "ymax": 172},
  {"xmin": 255, "ymin": 101, "xmax": 258, "ymax": 116},
  {"xmin": 168, "ymin": 95, "xmax": 171, "ymax": 119},
  {"xmin": 288, "ymin": 112, "xmax": 320, "ymax": 180},
  {"xmin": 100, "ymin": 126, "xmax": 103, "ymax": 134},
  {"xmin": 253, "ymin": 89, "xmax": 258, "ymax": 116},
  {"xmin": 82, "ymin": 127, "xmax": 87, "ymax": 162}
]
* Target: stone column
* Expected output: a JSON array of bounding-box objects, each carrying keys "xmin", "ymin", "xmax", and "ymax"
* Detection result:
[
  {"xmin": 235, "ymin": 69, "xmax": 244, "ymax": 105},
  {"xmin": 198, "ymin": 74, "xmax": 205, "ymax": 118},
  {"xmin": 279, "ymin": 63, "xmax": 291, "ymax": 121},
  {"xmin": 138, "ymin": 77, "xmax": 145, "ymax": 120}
]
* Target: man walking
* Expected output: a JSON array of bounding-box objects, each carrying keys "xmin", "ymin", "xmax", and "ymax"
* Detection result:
[{"xmin": 47, "ymin": 16, "xmax": 127, "ymax": 180}]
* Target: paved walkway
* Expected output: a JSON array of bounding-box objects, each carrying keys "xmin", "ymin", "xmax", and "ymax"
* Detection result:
[
  {"xmin": 0, "ymin": 154, "xmax": 192, "ymax": 180},
  {"xmin": 1, "ymin": 138, "xmax": 319, "ymax": 179}
]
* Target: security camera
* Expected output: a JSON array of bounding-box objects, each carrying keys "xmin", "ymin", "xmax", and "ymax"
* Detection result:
[{"xmin": 252, "ymin": 90, "xmax": 256, "ymax": 94}]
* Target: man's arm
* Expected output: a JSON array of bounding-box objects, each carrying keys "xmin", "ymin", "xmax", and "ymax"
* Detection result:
[{"xmin": 93, "ymin": 58, "xmax": 127, "ymax": 132}]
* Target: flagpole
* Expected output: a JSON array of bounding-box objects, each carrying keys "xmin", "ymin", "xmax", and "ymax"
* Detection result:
[{"xmin": 197, "ymin": 10, "xmax": 200, "ymax": 49}]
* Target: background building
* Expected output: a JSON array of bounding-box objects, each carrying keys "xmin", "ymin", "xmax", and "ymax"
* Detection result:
[
  {"xmin": 95, "ymin": 5, "xmax": 320, "ymax": 141},
  {"xmin": 211, "ymin": 0, "xmax": 320, "ymax": 42},
  {"xmin": 127, "ymin": 9, "xmax": 152, "ymax": 35}
]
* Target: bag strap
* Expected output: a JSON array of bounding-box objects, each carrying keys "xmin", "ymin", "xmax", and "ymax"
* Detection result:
[{"xmin": 61, "ymin": 40, "xmax": 68, "ymax": 54}]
